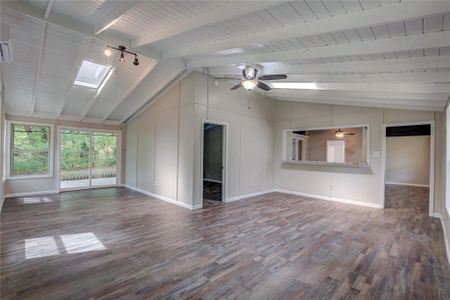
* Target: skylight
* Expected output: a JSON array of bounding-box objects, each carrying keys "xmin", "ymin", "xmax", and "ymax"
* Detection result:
[{"xmin": 74, "ymin": 60, "xmax": 112, "ymax": 89}]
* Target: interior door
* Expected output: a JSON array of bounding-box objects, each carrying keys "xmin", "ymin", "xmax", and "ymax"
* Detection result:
[{"xmin": 327, "ymin": 140, "xmax": 345, "ymax": 163}]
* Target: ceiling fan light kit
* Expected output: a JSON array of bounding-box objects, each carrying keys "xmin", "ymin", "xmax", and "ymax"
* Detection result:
[
  {"xmin": 228, "ymin": 65, "xmax": 287, "ymax": 92},
  {"xmin": 335, "ymin": 129, "xmax": 345, "ymax": 138},
  {"xmin": 335, "ymin": 128, "xmax": 355, "ymax": 138},
  {"xmin": 242, "ymin": 80, "xmax": 258, "ymax": 91},
  {"xmin": 104, "ymin": 45, "xmax": 139, "ymax": 66}
]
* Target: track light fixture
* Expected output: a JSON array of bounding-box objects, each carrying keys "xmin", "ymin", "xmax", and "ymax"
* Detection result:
[
  {"xmin": 104, "ymin": 45, "xmax": 139, "ymax": 66},
  {"xmin": 104, "ymin": 48, "xmax": 112, "ymax": 57}
]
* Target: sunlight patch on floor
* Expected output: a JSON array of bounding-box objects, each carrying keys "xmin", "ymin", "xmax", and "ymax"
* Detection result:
[{"xmin": 25, "ymin": 232, "xmax": 106, "ymax": 259}]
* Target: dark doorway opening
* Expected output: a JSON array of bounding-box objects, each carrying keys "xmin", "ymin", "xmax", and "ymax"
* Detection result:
[
  {"xmin": 384, "ymin": 124, "xmax": 431, "ymax": 214},
  {"xmin": 203, "ymin": 123, "xmax": 224, "ymax": 207}
]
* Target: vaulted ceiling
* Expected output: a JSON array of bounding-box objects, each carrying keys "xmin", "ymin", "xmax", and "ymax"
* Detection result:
[{"xmin": 1, "ymin": 0, "xmax": 449, "ymax": 125}]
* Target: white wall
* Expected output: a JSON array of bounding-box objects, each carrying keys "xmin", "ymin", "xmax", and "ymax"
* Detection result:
[
  {"xmin": 198, "ymin": 75, "xmax": 274, "ymax": 206},
  {"xmin": 446, "ymin": 105, "xmax": 450, "ymax": 213},
  {"xmin": 126, "ymin": 73, "xmax": 444, "ymax": 213},
  {"xmin": 3, "ymin": 116, "xmax": 123, "ymax": 196},
  {"xmin": 272, "ymin": 102, "xmax": 441, "ymax": 207},
  {"xmin": 124, "ymin": 72, "xmax": 275, "ymax": 208},
  {"xmin": 124, "ymin": 73, "xmax": 200, "ymax": 208},
  {"xmin": 434, "ymin": 105, "xmax": 450, "ymax": 264},
  {"xmin": 273, "ymin": 102, "xmax": 383, "ymax": 206},
  {"xmin": 125, "ymin": 83, "xmax": 181, "ymax": 204},
  {"xmin": 386, "ymin": 136, "xmax": 430, "ymax": 186},
  {"xmin": 0, "ymin": 69, "xmax": 4, "ymax": 210}
]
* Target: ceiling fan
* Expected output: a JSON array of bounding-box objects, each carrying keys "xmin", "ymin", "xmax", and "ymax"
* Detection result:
[
  {"xmin": 335, "ymin": 129, "xmax": 355, "ymax": 138},
  {"xmin": 229, "ymin": 65, "xmax": 287, "ymax": 91}
]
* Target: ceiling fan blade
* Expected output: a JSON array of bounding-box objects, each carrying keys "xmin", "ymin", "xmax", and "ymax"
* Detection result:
[
  {"xmin": 214, "ymin": 76, "xmax": 240, "ymax": 81},
  {"xmin": 230, "ymin": 82, "xmax": 242, "ymax": 90},
  {"xmin": 258, "ymin": 74, "xmax": 287, "ymax": 81},
  {"xmin": 257, "ymin": 81, "xmax": 271, "ymax": 91},
  {"xmin": 345, "ymin": 133, "xmax": 355, "ymax": 136}
]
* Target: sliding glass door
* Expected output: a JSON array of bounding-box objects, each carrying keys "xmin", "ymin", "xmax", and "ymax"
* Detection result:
[
  {"xmin": 60, "ymin": 129, "xmax": 90, "ymax": 190},
  {"xmin": 91, "ymin": 132, "xmax": 117, "ymax": 187},
  {"xmin": 59, "ymin": 128, "xmax": 119, "ymax": 191}
]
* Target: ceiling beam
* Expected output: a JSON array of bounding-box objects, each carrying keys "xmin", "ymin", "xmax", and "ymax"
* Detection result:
[
  {"xmin": 164, "ymin": 1, "xmax": 450, "ymax": 58},
  {"xmin": 43, "ymin": 0, "xmax": 55, "ymax": 19},
  {"xmin": 273, "ymin": 96, "xmax": 445, "ymax": 112},
  {"xmin": 80, "ymin": 68, "xmax": 116, "ymax": 121},
  {"xmin": 208, "ymin": 56, "xmax": 450, "ymax": 77},
  {"xmin": 214, "ymin": 71, "xmax": 450, "ymax": 84},
  {"xmin": 188, "ymin": 31, "xmax": 450, "ymax": 68},
  {"xmin": 1, "ymin": 1, "xmax": 161, "ymax": 59},
  {"xmin": 267, "ymin": 83, "xmax": 450, "ymax": 94},
  {"xmin": 131, "ymin": 1, "xmax": 285, "ymax": 48},
  {"xmin": 30, "ymin": 22, "xmax": 47, "ymax": 116},
  {"xmin": 266, "ymin": 90, "xmax": 448, "ymax": 102},
  {"xmin": 100, "ymin": 61, "xmax": 158, "ymax": 121},
  {"xmin": 57, "ymin": 37, "xmax": 94, "ymax": 118},
  {"xmin": 94, "ymin": 1, "xmax": 141, "ymax": 35},
  {"xmin": 276, "ymin": 72, "xmax": 450, "ymax": 84}
]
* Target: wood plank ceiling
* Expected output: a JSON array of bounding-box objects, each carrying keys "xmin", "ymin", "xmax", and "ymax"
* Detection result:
[{"xmin": 1, "ymin": 0, "xmax": 449, "ymax": 125}]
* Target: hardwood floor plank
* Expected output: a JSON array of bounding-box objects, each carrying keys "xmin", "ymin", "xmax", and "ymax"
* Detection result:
[{"xmin": 1, "ymin": 186, "xmax": 449, "ymax": 299}]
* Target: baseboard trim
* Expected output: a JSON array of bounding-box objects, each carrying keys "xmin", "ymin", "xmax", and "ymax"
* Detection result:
[
  {"xmin": 226, "ymin": 189, "xmax": 277, "ymax": 202},
  {"xmin": 123, "ymin": 185, "xmax": 197, "ymax": 210},
  {"xmin": 385, "ymin": 182, "xmax": 430, "ymax": 188},
  {"xmin": 273, "ymin": 189, "xmax": 383, "ymax": 209},
  {"xmin": 4, "ymin": 190, "xmax": 59, "ymax": 199},
  {"xmin": 225, "ymin": 189, "xmax": 382, "ymax": 208},
  {"xmin": 431, "ymin": 213, "xmax": 450, "ymax": 266}
]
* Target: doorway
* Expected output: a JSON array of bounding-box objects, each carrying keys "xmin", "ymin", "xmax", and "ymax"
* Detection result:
[
  {"xmin": 58, "ymin": 127, "xmax": 120, "ymax": 191},
  {"xmin": 382, "ymin": 123, "xmax": 434, "ymax": 215},
  {"xmin": 202, "ymin": 122, "xmax": 225, "ymax": 207}
]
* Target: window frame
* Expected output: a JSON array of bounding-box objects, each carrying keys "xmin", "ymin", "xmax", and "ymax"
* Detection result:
[
  {"xmin": 56, "ymin": 126, "xmax": 121, "ymax": 192},
  {"xmin": 74, "ymin": 60, "xmax": 112, "ymax": 89},
  {"xmin": 446, "ymin": 102, "xmax": 450, "ymax": 216},
  {"xmin": 5, "ymin": 120, "xmax": 54, "ymax": 180}
]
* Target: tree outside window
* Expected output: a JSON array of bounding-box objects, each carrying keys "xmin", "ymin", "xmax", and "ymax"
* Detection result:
[{"xmin": 10, "ymin": 124, "xmax": 50, "ymax": 176}]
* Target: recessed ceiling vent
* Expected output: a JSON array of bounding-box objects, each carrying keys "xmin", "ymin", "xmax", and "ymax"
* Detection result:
[{"xmin": 0, "ymin": 24, "xmax": 12, "ymax": 63}]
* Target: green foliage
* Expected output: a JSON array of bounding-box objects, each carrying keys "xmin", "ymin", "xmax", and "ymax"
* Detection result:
[
  {"xmin": 11, "ymin": 124, "xmax": 49, "ymax": 176},
  {"xmin": 60, "ymin": 130, "xmax": 117, "ymax": 177},
  {"xmin": 60, "ymin": 130, "xmax": 89, "ymax": 171},
  {"xmin": 11, "ymin": 126, "xmax": 117, "ymax": 178},
  {"xmin": 92, "ymin": 133, "xmax": 117, "ymax": 169}
]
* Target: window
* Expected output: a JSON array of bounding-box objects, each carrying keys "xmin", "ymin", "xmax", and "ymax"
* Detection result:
[
  {"xmin": 74, "ymin": 60, "xmax": 112, "ymax": 89},
  {"xmin": 7, "ymin": 122, "xmax": 53, "ymax": 178}
]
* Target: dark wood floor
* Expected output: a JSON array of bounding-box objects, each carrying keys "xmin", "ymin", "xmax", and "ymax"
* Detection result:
[
  {"xmin": 203, "ymin": 180, "xmax": 222, "ymax": 202},
  {"xmin": 385, "ymin": 184, "xmax": 429, "ymax": 213},
  {"xmin": 1, "ymin": 186, "xmax": 449, "ymax": 299}
]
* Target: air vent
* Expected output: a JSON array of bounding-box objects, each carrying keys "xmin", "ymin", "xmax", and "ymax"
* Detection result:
[{"xmin": 0, "ymin": 23, "xmax": 12, "ymax": 63}]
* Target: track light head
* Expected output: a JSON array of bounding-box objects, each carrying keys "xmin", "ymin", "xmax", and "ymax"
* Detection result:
[
  {"xmin": 133, "ymin": 55, "xmax": 139, "ymax": 66},
  {"xmin": 119, "ymin": 52, "xmax": 125, "ymax": 63},
  {"xmin": 104, "ymin": 48, "xmax": 112, "ymax": 57}
]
